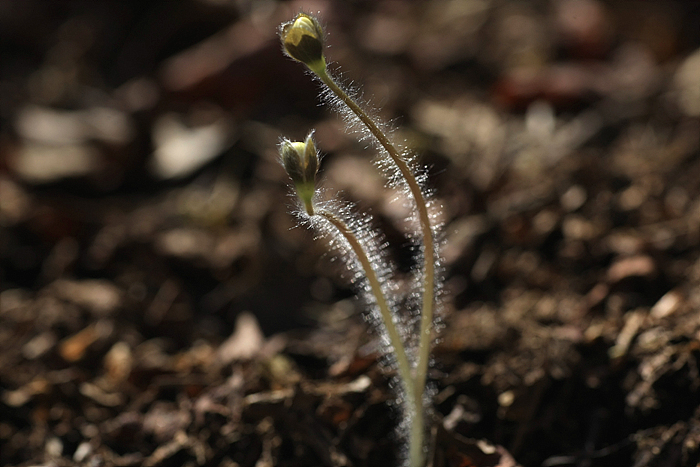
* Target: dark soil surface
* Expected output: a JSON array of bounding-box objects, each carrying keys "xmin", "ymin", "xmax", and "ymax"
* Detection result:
[{"xmin": 1, "ymin": 1, "xmax": 699, "ymax": 466}]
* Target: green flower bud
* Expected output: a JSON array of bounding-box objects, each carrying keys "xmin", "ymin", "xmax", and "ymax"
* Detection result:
[
  {"xmin": 279, "ymin": 132, "xmax": 319, "ymax": 215},
  {"xmin": 280, "ymin": 13, "xmax": 326, "ymax": 73}
]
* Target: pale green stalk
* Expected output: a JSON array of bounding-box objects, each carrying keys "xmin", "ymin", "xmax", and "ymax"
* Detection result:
[
  {"xmin": 280, "ymin": 14, "xmax": 437, "ymax": 466},
  {"xmin": 318, "ymin": 209, "xmax": 415, "ymax": 408},
  {"xmin": 314, "ymin": 67, "xmax": 434, "ymax": 467}
]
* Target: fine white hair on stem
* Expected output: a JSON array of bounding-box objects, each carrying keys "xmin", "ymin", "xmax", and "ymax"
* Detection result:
[
  {"xmin": 279, "ymin": 12, "xmax": 443, "ymax": 466},
  {"xmin": 290, "ymin": 192, "xmax": 421, "ymax": 467},
  {"xmin": 314, "ymin": 63, "xmax": 447, "ymax": 343},
  {"xmin": 291, "ymin": 195, "xmax": 409, "ymax": 363},
  {"xmin": 316, "ymin": 69, "xmax": 406, "ymax": 182}
]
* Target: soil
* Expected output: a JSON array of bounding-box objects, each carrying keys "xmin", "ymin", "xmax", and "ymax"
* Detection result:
[{"xmin": 1, "ymin": 1, "xmax": 699, "ymax": 466}]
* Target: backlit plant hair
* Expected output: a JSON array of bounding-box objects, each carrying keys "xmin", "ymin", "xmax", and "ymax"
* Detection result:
[{"xmin": 278, "ymin": 13, "xmax": 442, "ymax": 467}]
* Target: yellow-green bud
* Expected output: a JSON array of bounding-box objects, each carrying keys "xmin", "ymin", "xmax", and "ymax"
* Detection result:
[
  {"xmin": 280, "ymin": 13, "xmax": 326, "ymax": 73},
  {"xmin": 279, "ymin": 132, "xmax": 319, "ymax": 215}
]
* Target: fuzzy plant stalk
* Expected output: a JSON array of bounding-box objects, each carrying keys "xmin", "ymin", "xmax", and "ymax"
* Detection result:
[
  {"xmin": 279, "ymin": 134, "xmax": 418, "ymax": 460},
  {"xmin": 278, "ymin": 13, "xmax": 440, "ymax": 467},
  {"xmin": 280, "ymin": 135, "xmax": 415, "ymax": 400}
]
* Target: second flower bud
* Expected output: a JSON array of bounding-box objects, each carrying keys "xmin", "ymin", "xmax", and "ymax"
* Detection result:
[{"xmin": 279, "ymin": 132, "xmax": 319, "ymax": 215}]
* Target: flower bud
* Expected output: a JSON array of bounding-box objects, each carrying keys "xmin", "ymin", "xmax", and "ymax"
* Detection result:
[
  {"xmin": 280, "ymin": 13, "xmax": 326, "ymax": 72},
  {"xmin": 279, "ymin": 132, "xmax": 319, "ymax": 215}
]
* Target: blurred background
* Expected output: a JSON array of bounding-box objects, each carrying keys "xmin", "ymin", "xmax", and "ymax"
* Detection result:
[{"xmin": 1, "ymin": 1, "xmax": 699, "ymax": 466}]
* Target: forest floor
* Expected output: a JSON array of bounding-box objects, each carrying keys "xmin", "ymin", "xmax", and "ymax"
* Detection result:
[{"xmin": 1, "ymin": 1, "xmax": 700, "ymax": 466}]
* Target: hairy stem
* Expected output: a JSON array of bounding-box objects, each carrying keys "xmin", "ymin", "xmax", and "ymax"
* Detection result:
[
  {"xmin": 316, "ymin": 67, "xmax": 434, "ymax": 467},
  {"xmin": 317, "ymin": 209, "xmax": 415, "ymax": 406}
]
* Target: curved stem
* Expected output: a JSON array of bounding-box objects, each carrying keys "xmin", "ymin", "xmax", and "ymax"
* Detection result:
[
  {"xmin": 318, "ymin": 209, "xmax": 415, "ymax": 407},
  {"xmin": 316, "ymin": 67, "xmax": 434, "ymax": 467}
]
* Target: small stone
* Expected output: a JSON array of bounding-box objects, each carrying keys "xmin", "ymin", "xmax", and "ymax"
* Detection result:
[{"xmin": 74, "ymin": 441, "xmax": 92, "ymax": 462}]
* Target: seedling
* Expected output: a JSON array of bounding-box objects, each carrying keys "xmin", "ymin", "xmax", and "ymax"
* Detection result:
[{"xmin": 278, "ymin": 13, "xmax": 442, "ymax": 467}]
